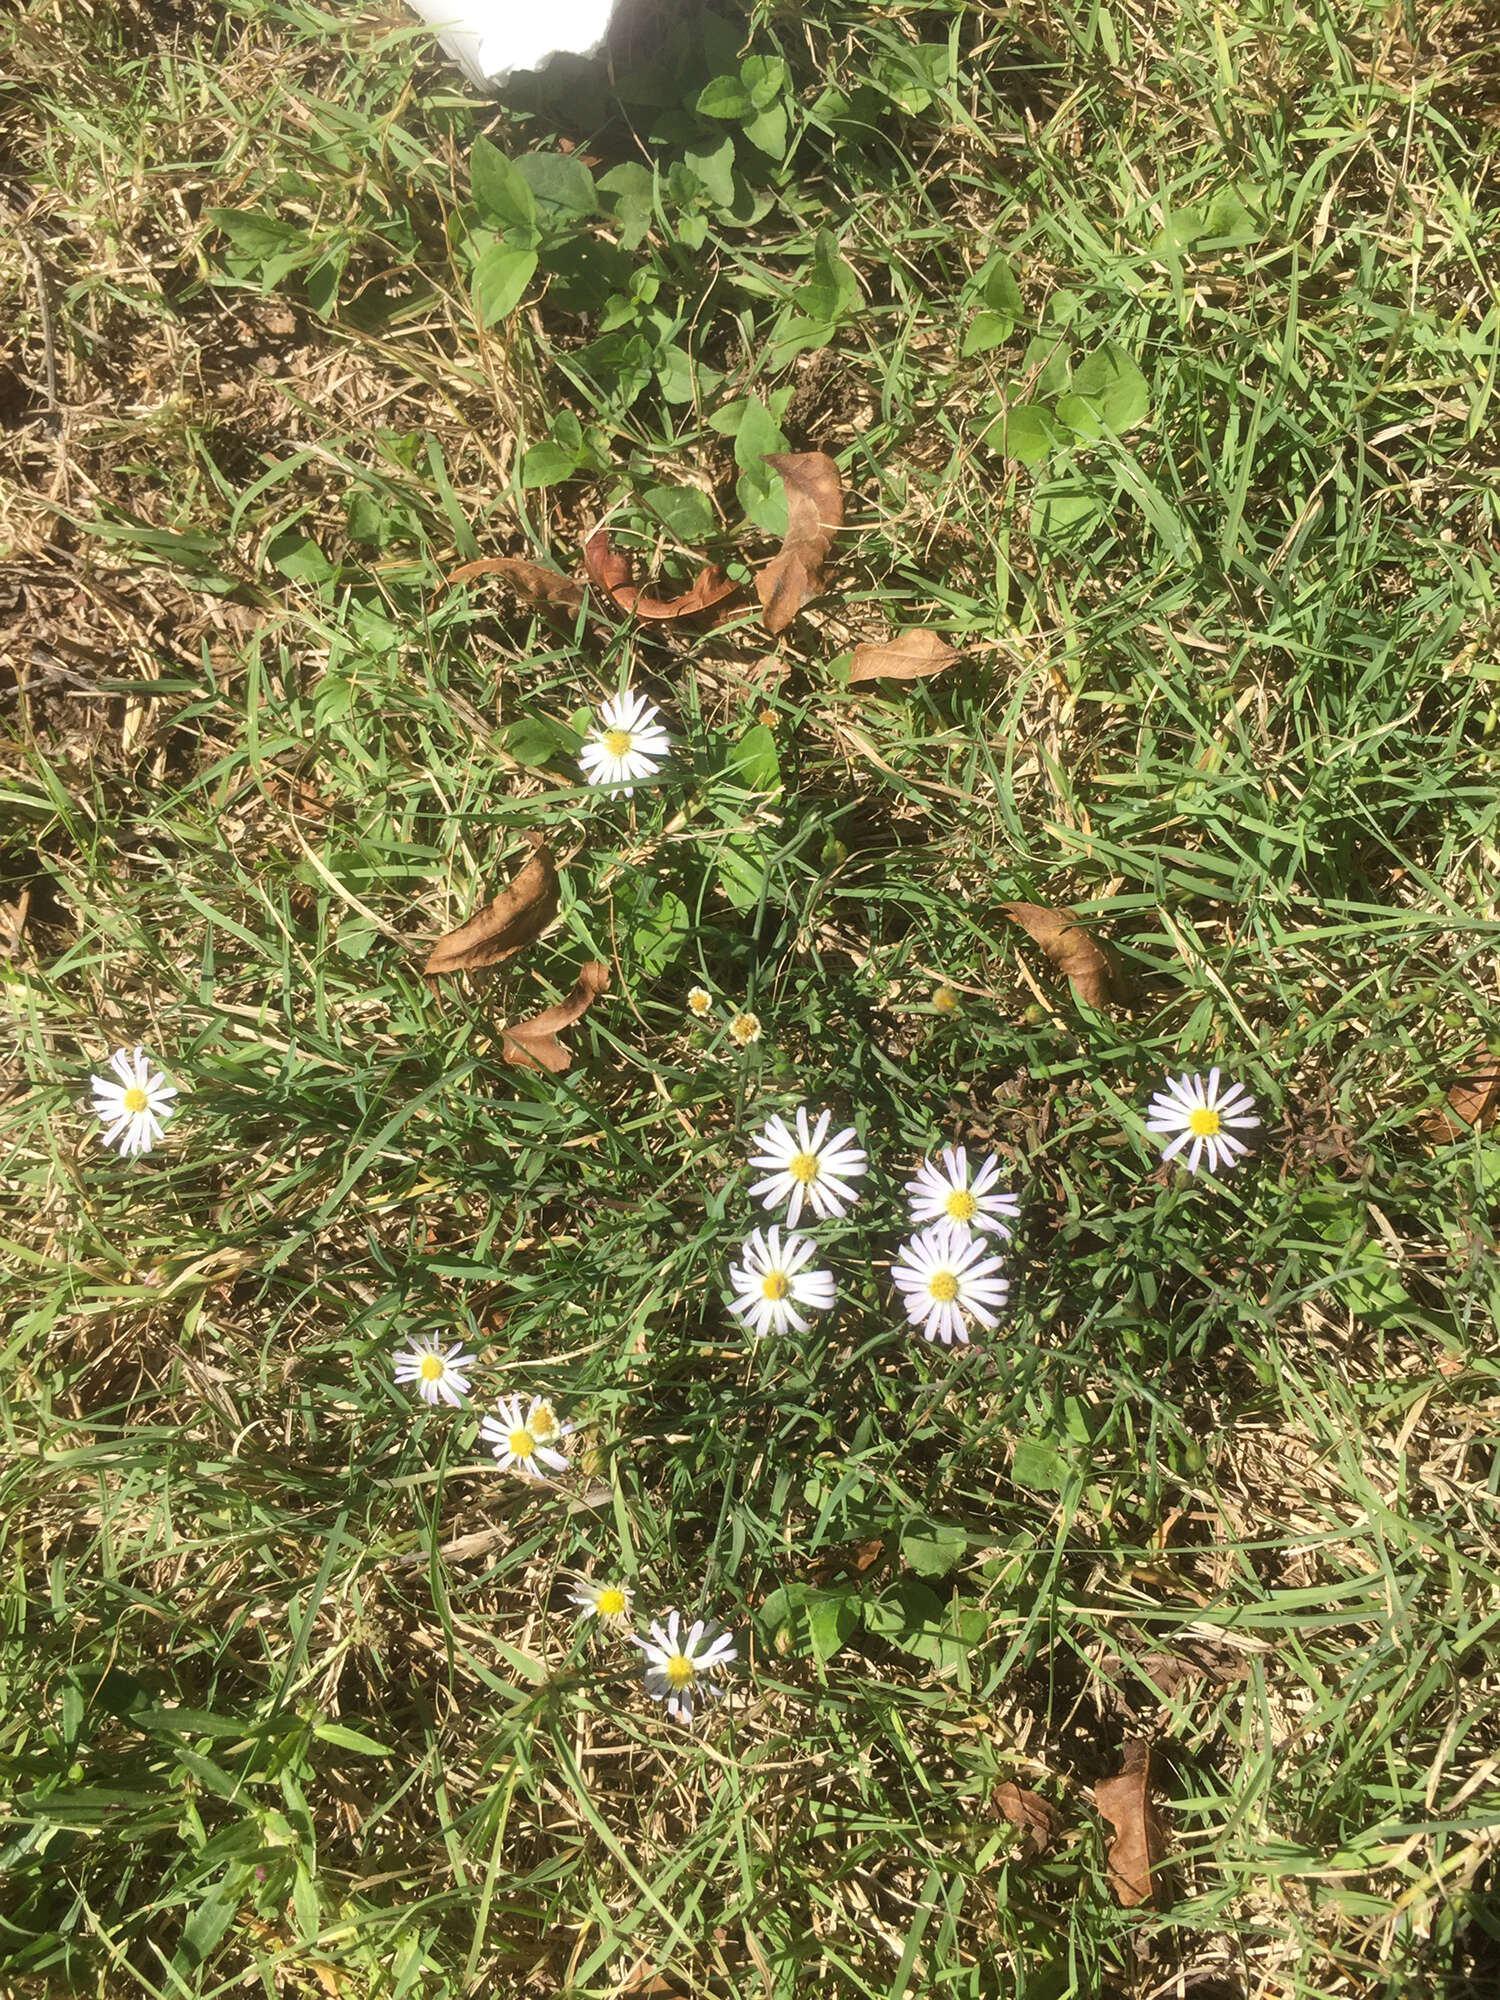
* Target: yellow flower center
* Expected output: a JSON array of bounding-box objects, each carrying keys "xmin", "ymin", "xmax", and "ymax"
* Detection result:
[
  {"xmin": 418, "ymin": 1354, "xmax": 445, "ymax": 1381},
  {"xmin": 787, "ymin": 1150, "xmax": 820, "ymax": 1184},
  {"xmin": 664, "ymin": 1652, "xmax": 695, "ymax": 1689},
  {"xmin": 932, "ymin": 986, "xmax": 959, "ymax": 1011},
  {"xmin": 1187, "ymin": 1107, "xmax": 1221, "ymax": 1137},
  {"xmin": 731, "ymin": 1013, "xmax": 760, "ymax": 1042},
  {"xmin": 529, "ymin": 1401, "xmax": 559, "ymax": 1441},
  {"xmin": 761, "ymin": 1272, "xmax": 790, "ymax": 1300},
  {"xmin": 122, "ymin": 1086, "xmax": 149, "ymax": 1113},
  {"xmin": 944, "ymin": 1189, "xmax": 977, "ymax": 1223},
  {"xmin": 602, "ymin": 727, "xmax": 633, "ymax": 757},
  {"xmin": 595, "ymin": 1587, "xmax": 627, "ymax": 1617},
  {"xmin": 688, "ymin": 990, "xmax": 711, "ymax": 1013},
  {"xmin": 928, "ymin": 1271, "xmax": 959, "ymax": 1303},
  {"xmin": 507, "ymin": 1428, "xmax": 536, "ymax": 1459}
]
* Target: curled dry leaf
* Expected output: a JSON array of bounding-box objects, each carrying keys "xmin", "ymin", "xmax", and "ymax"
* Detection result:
[
  {"xmin": 1093, "ymin": 1737, "xmax": 1168, "ymax": 1909},
  {"xmin": 755, "ymin": 451, "xmax": 843, "ymax": 636},
  {"xmin": 424, "ymin": 836, "xmax": 559, "ymax": 976},
  {"xmin": 502, "ymin": 960, "xmax": 611, "ymax": 1073},
  {"xmin": 446, "ymin": 556, "xmax": 586, "ymax": 613},
  {"xmin": 995, "ymin": 1781, "xmax": 1063, "ymax": 1857},
  {"xmin": 1002, "ymin": 901, "xmax": 1117, "ymax": 1011},
  {"xmin": 1419, "ymin": 1053, "xmax": 1500, "ymax": 1141},
  {"xmin": 582, "ymin": 528, "xmax": 739, "ymax": 622},
  {"xmin": 848, "ymin": 628, "xmax": 960, "ymax": 685}
]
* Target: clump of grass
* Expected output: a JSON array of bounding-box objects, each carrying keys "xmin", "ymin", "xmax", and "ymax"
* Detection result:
[{"xmin": 2, "ymin": 0, "xmax": 1499, "ymax": 1995}]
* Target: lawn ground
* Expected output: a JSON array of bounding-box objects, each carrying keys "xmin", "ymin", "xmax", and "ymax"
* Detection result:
[{"xmin": 2, "ymin": 1, "xmax": 1500, "ymax": 1995}]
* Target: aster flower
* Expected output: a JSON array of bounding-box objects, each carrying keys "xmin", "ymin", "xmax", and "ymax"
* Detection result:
[
  {"xmin": 891, "ymin": 1221, "xmax": 1009, "ymax": 1346},
  {"xmin": 90, "ymin": 1046, "xmax": 178, "ymax": 1157},
  {"xmin": 728, "ymin": 1010, "xmax": 763, "ymax": 1047},
  {"xmin": 686, "ymin": 986, "xmax": 713, "ymax": 1017},
  {"xmin": 393, "ymin": 1336, "xmax": 474, "ymax": 1408},
  {"xmin": 931, "ymin": 985, "xmax": 959, "ymax": 1012},
  {"xmin": 728, "ymin": 1224, "xmax": 835, "ymax": 1338},
  {"xmin": 631, "ymin": 1609, "xmax": 737, "ymax": 1723},
  {"xmin": 578, "ymin": 688, "xmax": 671, "ymax": 796},
  {"xmin": 1145, "ymin": 1067, "xmax": 1259, "ymax": 1175},
  {"xmin": 906, "ymin": 1146, "xmax": 1019, "ymax": 1242},
  {"xmin": 569, "ymin": 1576, "xmax": 634, "ymax": 1628},
  {"xmin": 480, "ymin": 1394, "xmax": 572, "ymax": 1481},
  {"xmin": 748, "ymin": 1105, "xmax": 867, "ymax": 1229}
]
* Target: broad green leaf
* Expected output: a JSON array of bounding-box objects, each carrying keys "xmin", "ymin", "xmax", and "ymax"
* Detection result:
[
  {"xmin": 900, "ymin": 1518, "xmax": 968, "ymax": 1578},
  {"xmin": 805, "ymin": 1591, "xmax": 860, "ymax": 1663},
  {"xmin": 804, "ymin": 229, "xmax": 860, "ymax": 324},
  {"xmin": 984, "ymin": 401, "xmax": 1062, "ymax": 464},
  {"xmin": 598, "ymin": 161, "xmax": 654, "ymax": 249},
  {"xmin": 268, "ymin": 531, "xmax": 334, "ymax": 584},
  {"xmin": 741, "ymin": 53, "xmax": 789, "ymax": 108},
  {"xmin": 742, "ymin": 100, "xmax": 789, "ymax": 159},
  {"xmin": 683, "ymin": 133, "xmax": 736, "ymax": 209},
  {"xmin": 1010, "ymin": 1436, "xmax": 1070, "ymax": 1492},
  {"xmin": 1202, "ymin": 186, "xmax": 1261, "ymax": 245},
  {"xmin": 962, "ymin": 310, "xmax": 1013, "ymax": 357},
  {"xmin": 470, "ymin": 136, "xmax": 536, "ymax": 239},
  {"xmin": 520, "ymin": 440, "xmax": 580, "ymax": 487},
  {"xmin": 207, "ymin": 207, "xmax": 301, "ymax": 258},
  {"xmin": 975, "ymin": 253, "xmax": 1023, "ymax": 319},
  {"xmin": 1021, "ymin": 332, "xmax": 1071, "ymax": 399},
  {"xmin": 643, "ymin": 483, "xmax": 717, "ymax": 542},
  {"xmin": 502, "ymin": 715, "xmax": 582, "ymax": 768},
  {"xmin": 345, "ymin": 490, "xmax": 388, "ymax": 546},
  {"xmin": 696, "ymin": 73, "xmax": 753, "ymax": 119},
  {"xmin": 632, "ymin": 890, "xmax": 689, "ymax": 978},
  {"xmin": 724, "ymin": 723, "xmax": 780, "ymax": 792},
  {"xmin": 715, "ymin": 836, "xmax": 766, "ymax": 912},
  {"xmin": 516, "ymin": 151, "xmax": 596, "ymax": 226},
  {"xmin": 1066, "ymin": 341, "xmax": 1150, "ymax": 432},
  {"xmin": 472, "ymin": 243, "xmax": 537, "ymax": 326}
]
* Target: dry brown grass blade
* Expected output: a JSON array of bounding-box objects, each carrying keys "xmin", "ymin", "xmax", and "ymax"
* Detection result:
[
  {"xmin": 755, "ymin": 451, "xmax": 843, "ymax": 635},
  {"xmin": 848, "ymin": 628, "xmax": 959, "ymax": 684},
  {"xmin": 1419, "ymin": 1053, "xmax": 1500, "ymax": 1140},
  {"xmin": 1093, "ymin": 1737, "xmax": 1168, "ymax": 1908},
  {"xmin": 423, "ymin": 836, "xmax": 559, "ymax": 976},
  {"xmin": 502, "ymin": 960, "xmax": 611, "ymax": 1072},
  {"xmin": 446, "ymin": 556, "xmax": 586, "ymax": 612},
  {"xmin": 995, "ymin": 1781, "xmax": 1063, "ymax": 1856},
  {"xmin": 1002, "ymin": 901, "xmax": 1116, "ymax": 1010},
  {"xmin": 581, "ymin": 528, "xmax": 738, "ymax": 621}
]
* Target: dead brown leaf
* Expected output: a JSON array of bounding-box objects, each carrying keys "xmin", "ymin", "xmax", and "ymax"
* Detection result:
[
  {"xmin": 755, "ymin": 451, "xmax": 843, "ymax": 635},
  {"xmin": 423, "ymin": 837, "xmax": 558, "ymax": 976},
  {"xmin": 995, "ymin": 1781, "xmax": 1063, "ymax": 1856},
  {"xmin": 445, "ymin": 556, "xmax": 586, "ymax": 613},
  {"xmin": 1093, "ymin": 1737, "xmax": 1168, "ymax": 1909},
  {"xmin": 502, "ymin": 961, "xmax": 611, "ymax": 1073},
  {"xmin": 1002, "ymin": 901, "xmax": 1116, "ymax": 1010},
  {"xmin": 582, "ymin": 528, "xmax": 739, "ymax": 622},
  {"xmin": 848, "ymin": 629, "xmax": 960, "ymax": 684},
  {"xmin": 1419, "ymin": 1055, "xmax": 1500, "ymax": 1141}
]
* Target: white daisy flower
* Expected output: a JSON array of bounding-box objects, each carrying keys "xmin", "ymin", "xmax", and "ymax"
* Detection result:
[
  {"xmin": 393, "ymin": 1336, "xmax": 474, "ymax": 1407},
  {"xmin": 631, "ymin": 1608, "xmax": 737, "ymax": 1723},
  {"xmin": 90, "ymin": 1045, "xmax": 178, "ymax": 1157},
  {"xmin": 687, "ymin": 986, "xmax": 714, "ymax": 1017},
  {"xmin": 569, "ymin": 1577, "xmax": 634, "ymax": 1628},
  {"xmin": 578, "ymin": 688, "xmax": 671, "ymax": 795},
  {"xmin": 728, "ymin": 1010, "xmax": 763, "ymax": 1047},
  {"xmin": 748, "ymin": 1105, "xmax": 868, "ymax": 1229},
  {"xmin": 891, "ymin": 1221, "xmax": 1009, "ymax": 1347},
  {"xmin": 728, "ymin": 1224, "xmax": 835, "ymax": 1338},
  {"xmin": 906, "ymin": 1145, "xmax": 1019, "ymax": 1242},
  {"xmin": 1145, "ymin": 1067, "xmax": 1259, "ymax": 1175},
  {"xmin": 480, "ymin": 1394, "xmax": 572, "ymax": 1481}
]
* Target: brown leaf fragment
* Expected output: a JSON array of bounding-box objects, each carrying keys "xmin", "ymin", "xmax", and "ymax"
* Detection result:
[
  {"xmin": 423, "ymin": 838, "xmax": 559, "ymax": 977},
  {"xmin": 1001, "ymin": 901, "xmax": 1116, "ymax": 1010},
  {"xmin": 1419, "ymin": 1056, "xmax": 1500, "ymax": 1141},
  {"xmin": 582, "ymin": 529, "xmax": 739, "ymax": 622},
  {"xmin": 995, "ymin": 1781, "xmax": 1063, "ymax": 1857},
  {"xmin": 848, "ymin": 628, "xmax": 960, "ymax": 684},
  {"xmin": 1093, "ymin": 1738, "xmax": 1168, "ymax": 1909},
  {"xmin": 502, "ymin": 960, "xmax": 611, "ymax": 1073},
  {"xmin": 445, "ymin": 556, "xmax": 586, "ymax": 612},
  {"xmin": 755, "ymin": 451, "xmax": 844, "ymax": 635}
]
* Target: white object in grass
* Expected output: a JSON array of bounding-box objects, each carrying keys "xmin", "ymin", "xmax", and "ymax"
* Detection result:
[
  {"xmin": 728, "ymin": 1225, "xmax": 835, "ymax": 1339},
  {"xmin": 631, "ymin": 1609, "xmax": 736, "ymax": 1723},
  {"xmin": 891, "ymin": 1221, "xmax": 1009, "ymax": 1347},
  {"xmin": 569, "ymin": 1577, "xmax": 634, "ymax": 1627},
  {"xmin": 1145, "ymin": 1067, "xmax": 1259, "ymax": 1175},
  {"xmin": 728, "ymin": 1011, "xmax": 763, "ymax": 1047},
  {"xmin": 394, "ymin": 1336, "xmax": 474, "ymax": 1407},
  {"xmin": 403, "ymin": 0, "xmax": 615, "ymax": 89},
  {"xmin": 480, "ymin": 1393, "xmax": 572, "ymax": 1480},
  {"xmin": 686, "ymin": 987, "xmax": 714, "ymax": 1017},
  {"xmin": 748, "ymin": 1105, "xmax": 867, "ymax": 1229},
  {"xmin": 90, "ymin": 1046, "xmax": 178, "ymax": 1157},
  {"xmin": 578, "ymin": 689, "xmax": 672, "ymax": 796},
  {"xmin": 905, "ymin": 1145, "xmax": 1019, "ymax": 1241}
]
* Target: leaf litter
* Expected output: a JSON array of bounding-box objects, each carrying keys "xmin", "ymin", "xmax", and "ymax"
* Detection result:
[
  {"xmin": 848, "ymin": 627, "xmax": 959, "ymax": 684},
  {"xmin": 582, "ymin": 527, "xmax": 739, "ymax": 622},
  {"xmin": 424, "ymin": 835, "xmax": 559, "ymax": 977},
  {"xmin": 755, "ymin": 451, "xmax": 843, "ymax": 635},
  {"xmin": 1001, "ymin": 901, "xmax": 1117, "ymax": 1010},
  {"xmin": 1092, "ymin": 1737, "xmax": 1169, "ymax": 1909},
  {"xmin": 502, "ymin": 960, "xmax": 611, "ymax": 1073}
]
